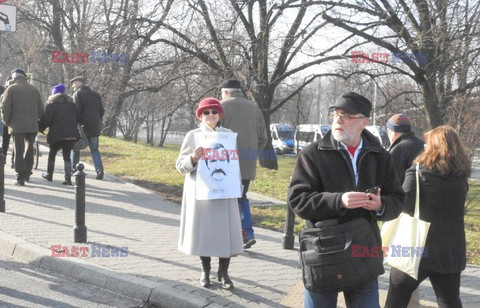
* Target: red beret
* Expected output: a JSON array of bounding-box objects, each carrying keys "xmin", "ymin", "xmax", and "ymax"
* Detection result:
[{"xmin": 195, "ymin": 97, "xmax": 224, "ymax": 119}]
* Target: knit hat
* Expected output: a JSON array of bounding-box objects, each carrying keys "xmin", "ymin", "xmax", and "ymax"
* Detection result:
[
  {"xmin": 329, "ymin": 92, "xmax": 372, "ymax": 117},
  {"xmin": 51, "ymin": 84, "xmax": 66, "ymax": 95},
  {"xmin": 196, "ymin": 97, "xmax": 224, "ymax": 119},
  {"xmin": 219, "ymin": 79, "xmax": 241, "ymax": 89},
  {"xmin": 387, "ymin": 114, "xmax": 411, "ymax": 132},
  {"xmin": 11, "ymin": 68, "xmax": 27, "ymax": 77}
]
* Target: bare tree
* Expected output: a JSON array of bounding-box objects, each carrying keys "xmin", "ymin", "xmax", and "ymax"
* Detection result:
[
  {"xmin": 152, "ymin": 0, "xmax": 350, "ymax": 168},
  {"xmin": 286, "ymin": 0, "xmax": 480, "ymax": 129}
]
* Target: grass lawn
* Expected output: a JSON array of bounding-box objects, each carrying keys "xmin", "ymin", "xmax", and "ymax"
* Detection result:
[{"xmin": 79, "ymin": 136, "xmax": 480, "ymax": 264}]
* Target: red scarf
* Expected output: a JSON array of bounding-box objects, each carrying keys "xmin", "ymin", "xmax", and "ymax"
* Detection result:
[{"xmin": 347, "ymin": 146, "xmax": 358, "ymax": 157}]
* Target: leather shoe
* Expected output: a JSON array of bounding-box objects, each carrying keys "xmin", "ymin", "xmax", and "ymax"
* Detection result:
[
  {"xmin": 96, "ymin": 170, "xmax": 104, "ymax": 180},
  {"xmin": 14, "ymin": 179, "xmax": 25, "ymax": 186},
  {"xmin": 243, "ymin": 238, "xmax": 256, "ymax": 249},
  {"xmin": 42, "ymin": 173, "xmax": 53, "ymax": 182}
]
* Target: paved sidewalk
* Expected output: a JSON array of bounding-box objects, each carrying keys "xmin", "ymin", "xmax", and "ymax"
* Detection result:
[{"xmin": 0, "ymin": 146, "xmax": 479, "ymax": 307}]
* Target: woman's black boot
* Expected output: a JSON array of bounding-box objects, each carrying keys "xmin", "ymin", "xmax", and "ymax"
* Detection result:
[
  {"xmin": 63, "ymin": 161, "xmax": 72, "ymax": 185},
  {"xmin": 42, "ymin": 160, "xmax": 55, "ymax": 181},
  {"xmin": 218, "ymin": 257, "xmax": 233, "ymax": 289},
  {"xmin": 200, "ymin": 257, "xmax": 211, "ymax": 288}
]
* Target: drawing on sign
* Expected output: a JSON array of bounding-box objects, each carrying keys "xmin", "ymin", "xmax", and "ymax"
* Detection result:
[{"xmin": 194, "ymin": 132, "xmax": 241, "ymax": 200}]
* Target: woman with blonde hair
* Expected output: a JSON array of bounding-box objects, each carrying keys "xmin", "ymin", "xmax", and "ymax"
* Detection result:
[{"xmin": 386, "ymin": 125, "xmax": 471, "ymax": 308}]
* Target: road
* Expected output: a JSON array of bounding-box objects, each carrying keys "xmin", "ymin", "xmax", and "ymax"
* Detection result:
[{"xmin": 0, "ymin": 255, "xmax": 147, "ymax": 307}]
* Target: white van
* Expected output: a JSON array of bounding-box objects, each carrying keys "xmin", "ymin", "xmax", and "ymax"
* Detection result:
[
  {"xmin": 294, "ymin": 124, "xmax": 331, "ymax": 155},
  {"xmin": 365, "ymin": 125, "xmax": 390, "ymax": 148},
  {"xmin": 270, "ymin": 124, "xmax": 295, "ymax": 155}
]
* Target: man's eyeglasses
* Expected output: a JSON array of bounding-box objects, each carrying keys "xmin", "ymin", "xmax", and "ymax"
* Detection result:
[
  {"xmin": 202, "ymin": 110, "xmax": 219, "ymax": 115},
  {"xmin": 329, "ymin": 112, "xmax": 366, "ymax": 122}
]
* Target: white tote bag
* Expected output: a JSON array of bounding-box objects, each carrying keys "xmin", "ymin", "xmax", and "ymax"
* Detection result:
[{"xmin": 381, "ymin": 164, "xmax": 431, "ymax": 279}]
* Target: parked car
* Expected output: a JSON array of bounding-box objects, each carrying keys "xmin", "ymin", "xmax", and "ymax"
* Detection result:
[
  {"xmin": 365, "ymin": 125, "xmax": 390, "ymax": 148},
  {"xmin": 294, "ymin": 124, "xmax": 331, "ymax": 155},
  {"xmin": 270, "ymin": 123, "xmax": 295, "ymax": 155}
]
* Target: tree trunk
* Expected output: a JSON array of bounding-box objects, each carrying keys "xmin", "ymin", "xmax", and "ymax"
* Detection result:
[{"xmin": 420, "ymin": 81, "xmax": 443, "ymax": 128}]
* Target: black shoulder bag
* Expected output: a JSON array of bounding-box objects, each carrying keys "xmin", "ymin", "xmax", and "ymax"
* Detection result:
[{"xmin": 299, "ymin": 217, "xmax": 384, "ymax": 293}]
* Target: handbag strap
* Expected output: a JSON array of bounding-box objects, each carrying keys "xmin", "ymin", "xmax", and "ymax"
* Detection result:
[{"xmin": 414, "ymin": 163, "xmax": 420, "ymax": 219}]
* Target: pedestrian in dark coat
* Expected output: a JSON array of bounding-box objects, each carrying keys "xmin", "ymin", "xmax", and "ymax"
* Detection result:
[
  {"xmin": 387, "ymin": 114, "xmax": 425, "ymax": 183},
  {"xmin": 42, "ymin": 84, "xmax": 79, "ymax": 185},
  {"xmin": 386, "ymin": 125, "xmax": 471, "ymax": 308},
  {"xmin": 220, "ymin": 79, "xmax": 268, "ymax": 249},
  {"xmin": 288, "ymin": 92, "xmax": 404, "ymax": 308},
  {"xmin": 1, "ymin": 68, "xmax": 44, "ymax": 185},
  {"xmin": 69, "ymin": 76, "xmax": 105, "ymax": 179}
]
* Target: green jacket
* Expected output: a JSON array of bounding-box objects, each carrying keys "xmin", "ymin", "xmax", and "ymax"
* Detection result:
[{"xmin": 1, "ymin": 77, "xmax": 44, "ymax": 134}]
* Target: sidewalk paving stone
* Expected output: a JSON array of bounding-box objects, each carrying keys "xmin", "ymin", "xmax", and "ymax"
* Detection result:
[{"xmin": 0, "ymin": 146, "xmax": 478, "ymax": 307}]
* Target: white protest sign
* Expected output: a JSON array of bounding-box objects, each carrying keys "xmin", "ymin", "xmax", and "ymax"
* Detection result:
[{"xmin": 194, "ymin": 132, "xmax": 241, "ymax": 200}]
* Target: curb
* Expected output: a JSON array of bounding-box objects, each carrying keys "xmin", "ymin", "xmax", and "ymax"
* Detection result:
[{"xmin": 0, "ymin": 230, "xmax": 218, "ymax": 308}]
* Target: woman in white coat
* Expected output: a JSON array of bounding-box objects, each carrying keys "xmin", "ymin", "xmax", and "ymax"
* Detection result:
[{"xmin": 176, "ymin": 97, "xmax": 243, "ymax": 289}]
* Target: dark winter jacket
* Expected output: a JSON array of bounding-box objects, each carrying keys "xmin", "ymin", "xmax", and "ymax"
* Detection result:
[
  {"xmin": 44, "ymin": 94, "xmax": 80, "ymax": 145},
  {"xmin": 288, "ymin": 129, "xmax": 404, "ymax": 246},
  {"xmin": 402, "ymin": 165, "xmax": 468, "ymax": 273},
  {"xmin": 73, "ymin": 85, "xmax": 104, "ymax": 137},
  {"xmin": 389, "ymin": 131, "xmax": 424, "ymax": 183}
]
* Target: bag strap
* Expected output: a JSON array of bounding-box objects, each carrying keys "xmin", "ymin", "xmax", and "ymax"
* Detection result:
[{"xmin": 414, "ymin": 163, "xmax": 420, "ymax": 219}]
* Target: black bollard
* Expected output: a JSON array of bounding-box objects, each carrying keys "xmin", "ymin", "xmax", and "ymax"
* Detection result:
[
  {"xmin": 0, "ymin": 151, "xmax": 5, "ymax": 212},
  {"xmin": 73, "ymin": 163, "xmax": 87, "ymax": 243},
  {"xmin": 282, "ymin": 203, "xmax": 296, "ymax": 250}
]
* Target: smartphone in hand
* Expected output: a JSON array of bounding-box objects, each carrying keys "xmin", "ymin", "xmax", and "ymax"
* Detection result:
[{"xmin": 365, "ymin": 186, "xmax": 380, "ymax": 195}]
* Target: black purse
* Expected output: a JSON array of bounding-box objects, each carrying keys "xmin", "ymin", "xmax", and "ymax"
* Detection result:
[{"xmin": 299, "ymin": 217, "xmax": 384, "ymax": 293}]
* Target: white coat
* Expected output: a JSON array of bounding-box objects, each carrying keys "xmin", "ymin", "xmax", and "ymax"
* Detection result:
[{"xmin": 176, "ymin": 123, "xmax": 244, "ymax": 258}]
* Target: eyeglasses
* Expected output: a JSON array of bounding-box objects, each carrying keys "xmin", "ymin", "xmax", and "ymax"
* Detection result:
[
  {"xmin": 329, "ymin": 112, "xmax": 366, "ymax": 122},
  {"xmin": 202, "ymin": 110, "xmax": 219, "ymax": 115}
]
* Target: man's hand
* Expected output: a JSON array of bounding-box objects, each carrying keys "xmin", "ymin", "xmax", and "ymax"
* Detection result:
[{"xmin": 341, "ymin": 189, "xmax": 382, "ymax": 211}]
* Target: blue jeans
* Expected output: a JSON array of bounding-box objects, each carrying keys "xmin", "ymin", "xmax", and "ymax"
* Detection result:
[
  {"xmin": 304, "ymin": 279, "xmax": 379, "ymax": 308},
  {"xmin": 239, "ymin": 180, "xmax": 254, "ymax": 240},
  {"xmin": 71, "ymin": 136, "xmax": 104, "ymax": 172}
]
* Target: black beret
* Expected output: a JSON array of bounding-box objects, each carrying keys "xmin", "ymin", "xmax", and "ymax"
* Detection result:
[
  {"xmin": 330, "ymin": 92, "xmax": 372, "ymax": 117},
  {"xmin": 11, "ymin": 68, "xmax": 27, "ymax": 77},
  {"xmin": 70, "ymin": 76, "xmax": 86, "ymax": 84},
  {"xmin": 219, "ymin": 79, "xmax": 241, "ymax": 89}
]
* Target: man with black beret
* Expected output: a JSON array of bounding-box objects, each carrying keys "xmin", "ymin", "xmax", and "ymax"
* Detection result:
[
  {"xmin": 70, "ymin": 76, "xmax": 105, "ymax": 179},
  {"xmin": 1, "ymin": 68, "xmax": 44, "ymax": 186},
  {"xmin": 288, "ymin": 92, "xmax": 404, "ymax": 307},
  {"xmin": 219, "ymin": 78, "xmax": 268, "ymax": 249}
]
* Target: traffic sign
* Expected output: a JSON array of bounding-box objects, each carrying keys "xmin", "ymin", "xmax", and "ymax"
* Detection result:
[{"xmin": 0, "ymin": 4, "xmax": 16, "ymax": 32}]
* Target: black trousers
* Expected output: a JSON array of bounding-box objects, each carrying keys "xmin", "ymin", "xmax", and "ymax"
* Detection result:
[
  {"xmin": 2, "ymin": 124, "xmax": 11, "ymax": 156},
  {"xmin": 48, "ymin": 140, "xmax": 75, "ymax": 163},
  {"xmin": 12, "ymin": 133, "xmax": 36, "ymax": 180},
  {"xmin": 385, "ymin": 267, "xmax": 462, "ymax": 308}
]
